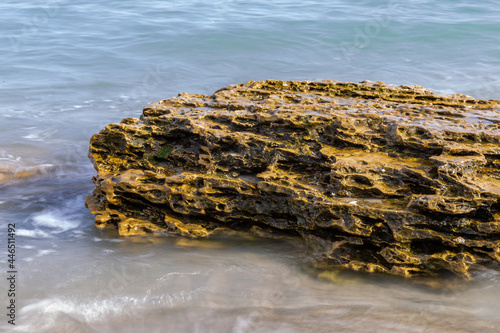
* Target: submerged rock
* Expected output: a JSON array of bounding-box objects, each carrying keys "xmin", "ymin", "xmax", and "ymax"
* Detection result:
[{"xmin": 86, "ymin": 80, "xmax": 500, "ymax": 279}]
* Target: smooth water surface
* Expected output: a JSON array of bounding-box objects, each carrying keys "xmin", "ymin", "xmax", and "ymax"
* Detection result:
[{"xmin": 1, "ymin": 1, "xmax": 500, "ymax": 332}]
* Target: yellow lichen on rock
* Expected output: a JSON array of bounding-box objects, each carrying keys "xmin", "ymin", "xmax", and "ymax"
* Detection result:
[{"xmin": 86, "ymin": 80, "xmax": 500, "ymax": 279}]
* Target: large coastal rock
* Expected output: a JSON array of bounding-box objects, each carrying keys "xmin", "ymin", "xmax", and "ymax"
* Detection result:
[{"xmin": 86, "ymin": 80, "xmax": 500, "ymax": 279}]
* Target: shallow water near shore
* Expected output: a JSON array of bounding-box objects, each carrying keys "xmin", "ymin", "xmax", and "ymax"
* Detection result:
[
  {"xmin": 2, "ymin": 172, "xmax": 500, "ymax": 332},
  {"xmin": 2, "ymin": 1, "xmax": 500, "ymax": 332}
]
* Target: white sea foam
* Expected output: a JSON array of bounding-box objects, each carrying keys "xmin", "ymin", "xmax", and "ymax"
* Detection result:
[
  {"xmin": 22, "ymin": 133, "xmax": 39, "ymax": 140},
  {"xmin": 232, "ymin": 311, "xmax": 261, "ymax": 333},
  {"xmin": 16, "ymin": 288, "xmax": 206, "ymax": 332},
  {"xmin": 21, "ymin": 129, "xmax": 57, "ymax": 141},
  {"xmin": 158, "ymin": 271, "xmax": 201, "ymax": 281},
  {"xmin": 23, "ymin": 197, "xmax": 84, "ymax": 238},
  {"xmin": 16, "ymin": 229, "xmax": 51, "ymax": 238},
  {"xmin": 19, "ymin": 298, "xmax": 128, "ymax": 324},
  {"xmin": 32, "ymin": 211, "xmax": 80, "ymax": 233},
  {"xmin": 15, "ymin": 298, "xmax": 125, "ymax": 332},
  {"xmin": 36, "ymin": 249, "xmax": 57, "ymax": 257}
]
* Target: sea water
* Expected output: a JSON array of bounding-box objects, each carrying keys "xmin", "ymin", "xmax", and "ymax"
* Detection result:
[{"xmin": 1, "ymin": 1, "xmax": 500, "ymax": 332}]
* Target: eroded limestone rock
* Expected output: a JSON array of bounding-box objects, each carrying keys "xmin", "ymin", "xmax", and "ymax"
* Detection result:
[{"xmin": 86, "ymin": 80, "xmax": 500, "ymax": 278}]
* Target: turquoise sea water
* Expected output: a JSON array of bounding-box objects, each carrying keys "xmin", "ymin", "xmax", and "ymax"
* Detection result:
[{"xmin": 1, "ymin": 1, "xmax": 500, "ymax": 332}]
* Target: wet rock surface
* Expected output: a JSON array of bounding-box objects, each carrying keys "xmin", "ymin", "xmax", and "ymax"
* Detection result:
[{"xmin": 86, "ymin": 80, "xmax": 500, "ymax": 279}]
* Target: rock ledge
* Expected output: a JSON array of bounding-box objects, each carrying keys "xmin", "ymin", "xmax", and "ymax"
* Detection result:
[{"xmin": 86, "ymin": 80, "xmax": 500, "ymax": 278}]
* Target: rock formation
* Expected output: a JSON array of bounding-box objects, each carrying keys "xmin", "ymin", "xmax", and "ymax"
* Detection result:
[{"xmin": 86, "ymin": 80, "xmax": 500, "ymax": 279}]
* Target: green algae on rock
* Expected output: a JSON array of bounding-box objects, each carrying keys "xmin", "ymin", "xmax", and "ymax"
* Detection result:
[{"xmin": 86, "ymin": 80, "xmax": 500, "ymax": 279}]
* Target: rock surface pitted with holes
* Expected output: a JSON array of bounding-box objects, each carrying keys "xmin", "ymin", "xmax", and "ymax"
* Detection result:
[{"xmin": 86, "ymin": 80, "xmax": 500, "ymax": 278}]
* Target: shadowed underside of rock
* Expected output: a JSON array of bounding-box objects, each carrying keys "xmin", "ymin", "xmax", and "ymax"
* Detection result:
[{"xmin": 86, "ymin": 80, "xmax": 500, "ymax": 279}]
